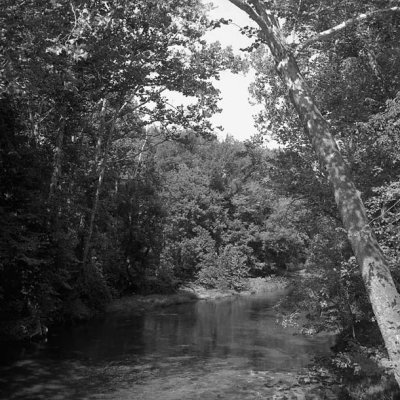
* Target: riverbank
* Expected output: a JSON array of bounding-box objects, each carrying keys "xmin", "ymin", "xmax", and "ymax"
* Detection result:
[
  {"xmin": 106, "ymin": 276, "xmax": 290, "ymax": 315},
  {"xmin": 0, "ymin": 276, "xmax": 289, "ymax": 343}
]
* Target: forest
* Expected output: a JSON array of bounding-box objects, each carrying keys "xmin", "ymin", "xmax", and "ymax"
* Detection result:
[{"xmin": 1, "ymin": 0, "xmax": 400, "ymax": 398}]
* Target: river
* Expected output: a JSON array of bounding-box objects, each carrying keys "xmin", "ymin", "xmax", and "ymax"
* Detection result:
[{"xmin": 0, "ymin": 291, "xmax": 336, "ymax": 399}]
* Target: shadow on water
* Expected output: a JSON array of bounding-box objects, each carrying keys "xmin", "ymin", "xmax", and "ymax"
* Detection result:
[{"xmin": 0, "ymin": 291, "xmax": 336, "ymax": 399}]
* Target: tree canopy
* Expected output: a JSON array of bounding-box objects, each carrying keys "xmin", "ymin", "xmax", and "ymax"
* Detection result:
[{"xmin": 2, "ymin": 0, "xmax": 400, "ymax": 394}]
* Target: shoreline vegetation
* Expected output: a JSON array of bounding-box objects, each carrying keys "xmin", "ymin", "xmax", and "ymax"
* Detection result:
[
  {"xmin": 0, "ymin": 276, "xmax": 289, "ymax": 343},
  {"xmin": 106, "ymin": 276, "xmax": 290, "ymax": 315}
]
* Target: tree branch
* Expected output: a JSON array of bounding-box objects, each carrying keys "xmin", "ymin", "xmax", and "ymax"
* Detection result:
[
  {"xmin": 296, "ymin": 7, "xmax": 400, "ymax": 53},
  {"xmin": 229, "ymin": 0, "xmax": 288, "ymax": 60},
  {"xmin": 228, "ymin": 0, "xmax": 264, "ymax": 26}
]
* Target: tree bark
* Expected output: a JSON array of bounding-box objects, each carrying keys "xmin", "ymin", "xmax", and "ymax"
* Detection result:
[
  {"xmin": 133, "ymin": 129, "xmax": 149, "ymax": 178},
  {"xmin": 81, "ymin": 153, "xmax": 108, "ymax": 268},
  {"xmin": 82, "ymin": 100, "xmax": 128, "ymax": 271},
  {"xmin": 82, "ymin": 100, "xmax": 110, "ymax": 268},
  {"xmin": 49, "ymin": 117, "xmax": 66, "ymax": 200},
  {"xmin": 229, "ymin": 0, "xmax": 400, "ymax": 384},
  {"xmin": 296, "ymin": 7, "xmax": 400, "ymax": 53},
  {"xmin": 48, "ymin": 111, "xmax": 66, "ymax": 234}
]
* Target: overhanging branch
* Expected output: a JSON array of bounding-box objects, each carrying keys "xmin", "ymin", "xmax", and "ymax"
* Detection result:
[
  {"xmin": 296, "ymin": 7, "xmax": 400, "ymax": 53},
  {"xmin": 228, "ymin": 0, "xmax": 264, "ymax": 26}
]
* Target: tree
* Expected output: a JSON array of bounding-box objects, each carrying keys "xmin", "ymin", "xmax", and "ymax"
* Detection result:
[
  {"xmin": 0, "ymin": 0, "xmax": 244, "ymax": 332},
  {"xmin": 228, "ymin": 0, "xmax": 400, "ymax": 385}
]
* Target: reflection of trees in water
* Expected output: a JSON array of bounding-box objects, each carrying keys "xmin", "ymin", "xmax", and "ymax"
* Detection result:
[
  {"xmin": 0, "ymin": 295, "xmax": 336, "ymax": 399},
  {"xmin": 139, "ymin": 295, "xmax": 334, "ymax": 370},
  {"xmin": 15, "ymin": 294, "xmax": 333, "ymax": 370}
]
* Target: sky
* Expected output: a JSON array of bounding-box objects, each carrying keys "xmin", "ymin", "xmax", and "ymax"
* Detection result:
[
  {"xmin": 166, "ymin": 1, "xmax": 269, "ymax": 143},
  {"xmin": 203, "ymin": 0, "xmax": 260, "ymax": 141},
  {"xmin": 168, "ymin": 0, "xmax": 261, "ymax": 142}
]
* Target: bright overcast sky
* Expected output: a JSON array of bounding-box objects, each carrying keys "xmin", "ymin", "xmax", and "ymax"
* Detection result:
[
  {"xmin": 167, "ymin": 1, "xmax": 263, "ymax": 142},
  {"xmin": 204, "ymin": 0, "xmax": 260, "ymax": 141}
]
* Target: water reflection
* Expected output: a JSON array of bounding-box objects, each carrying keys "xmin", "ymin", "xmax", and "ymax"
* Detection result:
[
  {"xmin": 0, "ymin": 292, "xmax": 335, "ymax": 399},
  {"xmin": 132, "ymin": 294, "xmax": 332, "ymax": 370}
]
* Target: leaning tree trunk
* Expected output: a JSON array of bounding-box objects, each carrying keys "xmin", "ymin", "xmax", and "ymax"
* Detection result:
[{"xmin": 229, "ymin": 0, "xmax": 400, "ymax": 384}]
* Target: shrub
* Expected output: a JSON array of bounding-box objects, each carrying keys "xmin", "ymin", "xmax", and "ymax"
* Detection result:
[{"xmin": 196, "ymin": 245, "xmax": 250, "ymax": 290}]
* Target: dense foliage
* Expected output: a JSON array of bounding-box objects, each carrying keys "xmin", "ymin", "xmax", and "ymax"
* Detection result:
[
  {"xmin": 0, "ymin": 0, "xmax": 237, "ymax": 336},
  {"xmin": 2, "ymin": 0, "xmax": 400, "ymax": 394},
  {"xmin": 0, "ymin": 0, "xmax": 306, "ymax": 340}
]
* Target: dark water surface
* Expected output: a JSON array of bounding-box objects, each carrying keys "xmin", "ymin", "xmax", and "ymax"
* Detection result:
[{"xmin": 0, "ymin": 291, "xmax": 335, "ymax": 399}]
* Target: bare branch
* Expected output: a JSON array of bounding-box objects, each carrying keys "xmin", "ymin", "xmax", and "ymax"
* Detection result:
[{"xmin": 296, "ymin": 7, "xmax": 400, "ymax": 53}]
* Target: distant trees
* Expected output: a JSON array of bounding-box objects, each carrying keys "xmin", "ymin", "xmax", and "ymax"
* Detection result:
[{"xmin": 155, "ymin": 134, "xmax": 307, "ymax": 290}]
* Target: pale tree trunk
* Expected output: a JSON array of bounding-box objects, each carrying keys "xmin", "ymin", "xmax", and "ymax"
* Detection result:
[
  {"xmin": 49, "ymin": 115, "xmax": 66, "ymax": 200},
  {"xmin": 229, "ymin": 0, "xmax": 400, "ymax": 384},
  {"xmin": 82, "ymin": 95, "xmax": 156, "ymax": 273},
  {"xmin": 48, "ymin": 111, "xmax": 66, "ymax": 235},
  {"xmin": 128, "ymin": 129, "xmax": 149, "ymax": 224},
  {"xmin": 133, "ymin": 129, "xmax": 149, "ymax": 178},
  {"xmin": 93, "ymin": 99, "xmax": 107, "ymax": 171},
  {"xmin": 82, "ymin": 100, "xmax": 128, "ymax": 272},
  {"xmin": 125, "ymin": 130, "xmax": 149, "ymax": 282},
  {"xmin": 82, "ymin": 99, "xmax": 109, "ymax": 269},
  {"xmin": 296, "ymin": 7, "xmax": 400, "ymax": 53},
  {"xmin": 81, "ymin": 147, "xmax": 109, "ymax": 268}
]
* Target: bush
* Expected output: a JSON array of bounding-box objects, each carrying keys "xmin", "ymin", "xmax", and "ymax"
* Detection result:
[{"xmin": 196, "ymin": 245, "xmax": 250, "ymax": 290}]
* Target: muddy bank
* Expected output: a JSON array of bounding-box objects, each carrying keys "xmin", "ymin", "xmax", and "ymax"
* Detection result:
[{"xmin": 106, "ymin": 276, "xmax": 290, "ymax": 315}]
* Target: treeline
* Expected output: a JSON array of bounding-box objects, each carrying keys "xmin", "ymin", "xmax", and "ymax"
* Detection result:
[
  {"xmin": 0, "ymin": 0, "xmax": 306, "ymax": 339},
  {"xmin": 0, "ymin": 95, "xmax": 310, "ymax": 334},
  {"xmin": 0, "ymin": 0, "xmax": 232, "ymax": 338}
]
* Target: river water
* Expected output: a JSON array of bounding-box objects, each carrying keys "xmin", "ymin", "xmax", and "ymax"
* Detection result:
[{"xmin": 0, "ymin": 291, "xmax": 336, "ymax": 399}]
